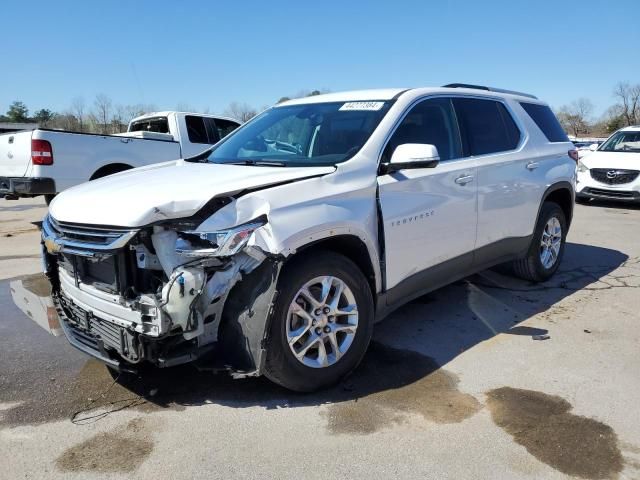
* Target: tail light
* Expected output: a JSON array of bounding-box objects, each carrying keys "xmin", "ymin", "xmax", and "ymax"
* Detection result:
[
  {"xmin": 568, "ymin": 149, "xmax": 579, "ymax": 162},
  {"xmin": 31, "ymin": 139, "xmax": 53, "ymax": 165}
]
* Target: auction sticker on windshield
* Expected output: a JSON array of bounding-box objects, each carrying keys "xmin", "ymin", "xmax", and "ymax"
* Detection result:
[{"xmin": 339, "ymin": 101, "xmax": 385, "ymax": 111}]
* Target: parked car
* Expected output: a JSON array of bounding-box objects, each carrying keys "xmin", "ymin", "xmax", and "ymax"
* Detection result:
[
  {"xmin": 41, "ymin": 84, "xmax": 575, "ymax": 391},
  {"xmin": 0, "ymin": 112, "xmax": 240, "ymax": 204},
  {"xmin": 576, "ymin": 126, "xmax": 640, "ymax": 203},
  {"xmin": 574, "ymin": 141, "xmax": 596, "ymax": 159}
]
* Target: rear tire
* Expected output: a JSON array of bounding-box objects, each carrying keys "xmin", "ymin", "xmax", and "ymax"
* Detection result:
[
  {"xmin": 264, "ymin": 251, "xmax": 374, "ymax": 392},
  {"xmin": 512, "ymin": 202, "xmax": 567, "ymax": 282},
  {"xmin": 44, "ymin": 194, "xmax": 56, "ymax": 206}
]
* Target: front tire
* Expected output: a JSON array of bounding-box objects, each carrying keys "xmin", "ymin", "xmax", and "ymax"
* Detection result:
[
  {"xmin": 264, "ymin": 252, "xmax": 374, "ymax": 392},
  {"xmin": 512, "ymin": 202, "xmax": 567, "ymax": 282}
]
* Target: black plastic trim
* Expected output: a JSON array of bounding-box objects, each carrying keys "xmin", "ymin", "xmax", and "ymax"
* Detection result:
[
  {"xmin": 375, "ymin": 235, "xmax": 532, "ymax": 322},
  {"xmin": 0, "ymin": 176, "xmax": 56, "ymax": 195}
]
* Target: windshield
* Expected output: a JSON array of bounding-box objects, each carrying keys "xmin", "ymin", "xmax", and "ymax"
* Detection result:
[
  {"xmin": 206, "ymin": 101, "xmax": 392, "ymax": 166},
  {"xmin": 599, "ymin": 131, "xmax": 640, "ymax": 153}
]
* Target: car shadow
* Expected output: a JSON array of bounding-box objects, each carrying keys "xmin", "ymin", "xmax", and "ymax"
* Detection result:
[{"xmin": 1, "ymin": 241, "xmax": 630, "ymax": 426}]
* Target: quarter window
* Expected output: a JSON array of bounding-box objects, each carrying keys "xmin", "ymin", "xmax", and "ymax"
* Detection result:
[
  {"xmin": 383, "ymin": 97, "xmax": 462, "ymax": 162},
  {"xmin": 520, "ymin": 102, "xmax": 569, "ymax": 143},
  {"xmin": 453, "ymin": 98, "xmax": 521, "ymax": 156}
]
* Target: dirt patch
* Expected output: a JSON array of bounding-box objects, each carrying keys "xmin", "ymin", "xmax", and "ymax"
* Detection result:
[
  {"xmin": 323, "ymin": 343, "xmax": 481, "ymax": 434},
  {"xmin": 486, "ymin": 387, "xmax": 623, "ymax": 479},
  {"xmin": 56, "ymin": 418, "xmax": 154, "ymax": 473}
]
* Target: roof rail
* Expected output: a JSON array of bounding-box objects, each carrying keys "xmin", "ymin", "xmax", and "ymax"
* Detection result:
[{"xmin": 442, "ymin": 83, "xmax": 538, "ymax": 100}]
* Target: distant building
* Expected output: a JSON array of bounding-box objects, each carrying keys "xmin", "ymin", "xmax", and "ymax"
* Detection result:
[{"xmin": 0, "ymin": 122, "xmax": 39, "ymax": 134}]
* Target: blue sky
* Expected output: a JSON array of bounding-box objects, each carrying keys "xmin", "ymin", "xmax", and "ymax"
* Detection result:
[{"xmin": 3, "ymin": 0, "xmax": 638, "ymax": 118}]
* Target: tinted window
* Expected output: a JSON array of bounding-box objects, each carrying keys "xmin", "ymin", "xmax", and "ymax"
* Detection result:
[
  {"xmin": 453, "ymin": 98, "xmax": 521, "ymax": 156},
  {"xmin": 215, "ymin": 119, "xmax": 240, "ymax": 139},
  {"xmin": 520, "ymin": 102, "xmax": 569, "ymax": 143},
  {"xmin": 203, "ymin": 118, "xmax": 220, "ymax": 143},
  {"xmin": 129, "ymin": 117, "xmax": 169, "ymax": 133},
  {"xmin": 383, "ymin": 97, "xmax": 462, "ymax": 162},
  {"xmin": 185, "ymin": 115, "xmax": 209, "ymax": 144}
]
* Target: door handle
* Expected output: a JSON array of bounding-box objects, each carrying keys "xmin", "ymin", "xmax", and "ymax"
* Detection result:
[
  {"xmin": 455, "ymin": 175, "xmax": 474, "ymax": 185},
  {"xmin": 526, "ymin": 161, "xmax": 539, "ymax": 170}
]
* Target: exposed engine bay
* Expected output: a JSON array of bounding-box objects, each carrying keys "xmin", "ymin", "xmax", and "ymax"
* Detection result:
[{"xmin": 42, "ymin": 212, "xmax": 281, "ymax": 375}]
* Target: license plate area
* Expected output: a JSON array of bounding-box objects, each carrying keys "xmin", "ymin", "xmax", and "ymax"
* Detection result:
[{"xmin": 60, "ymin": 253, "xmax": 120, "ymax": 294}]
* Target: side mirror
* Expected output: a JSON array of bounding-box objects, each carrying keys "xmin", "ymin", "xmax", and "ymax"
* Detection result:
[
  {"xmin": 381, "ymin": 143, "xmax": 440, "ymax": 174},
  {"xmin": 589, "ymin": 143, "xmax": 598, "ymax": 151}
]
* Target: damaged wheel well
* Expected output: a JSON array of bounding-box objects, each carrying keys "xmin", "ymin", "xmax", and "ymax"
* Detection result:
[{"xmin": 291, "ymin": 235, "xmax": 377, "ymax": 300}]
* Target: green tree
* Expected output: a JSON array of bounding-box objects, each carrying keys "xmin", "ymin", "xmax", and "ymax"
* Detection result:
[
  {"xmin": 6, "ymin": 101, "xmax": 29, "ymax": 122},
  {"xmin": 34, "ymin": 108, "xmax": 55, "ymax": 126}
]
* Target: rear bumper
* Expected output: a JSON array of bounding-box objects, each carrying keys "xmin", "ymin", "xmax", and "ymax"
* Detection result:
[{"xmin": 0, "ymin": 177, "xmax": 56, "ymax": 196}]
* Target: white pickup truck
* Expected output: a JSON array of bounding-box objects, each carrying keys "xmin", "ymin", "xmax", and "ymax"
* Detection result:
[{"xmin": 0, "ymin": 111, "xmax": 240, "ymax": 204}]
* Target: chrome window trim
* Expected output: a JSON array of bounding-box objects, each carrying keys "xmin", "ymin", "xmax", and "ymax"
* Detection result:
[{"xmin": 377, "ymin": 93, "xmax": 528, "ymax": 168}]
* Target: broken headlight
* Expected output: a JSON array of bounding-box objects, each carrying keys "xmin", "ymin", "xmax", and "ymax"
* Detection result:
[{"xmin": 176, "ymin": 219, "xmax": 266, "ymax": 257}]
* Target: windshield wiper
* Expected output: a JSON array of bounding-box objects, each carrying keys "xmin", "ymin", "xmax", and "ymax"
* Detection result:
[{"xmin": 225, "ymin": 159, "xmax": 287, "ymax": 167}]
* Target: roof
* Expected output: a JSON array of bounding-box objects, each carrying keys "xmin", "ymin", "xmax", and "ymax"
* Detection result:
[
  {"xmin": 280, "ymin": 89, "xmax": 408, "ymax": 106},
  {"xmin": 621, "ymin": 125, "xmax": 640, "ymax": 132},
  {"xmin": 278, "ymin": 86, "xmax": 543, "ymax": 107}
]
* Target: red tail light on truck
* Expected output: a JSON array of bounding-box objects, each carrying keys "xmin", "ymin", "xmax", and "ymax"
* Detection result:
[{"xmin": 31, "ymin": 139, "xmax": 53, "ymax": 165}]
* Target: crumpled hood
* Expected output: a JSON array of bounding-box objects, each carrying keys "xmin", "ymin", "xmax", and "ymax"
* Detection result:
[
  {"xmin": 49, "ymin": 160, "xmax": 335, "ymax": 227},
  {"xmin": 581, "ymin": 151, "xmax": 640, "ymax": 170}
]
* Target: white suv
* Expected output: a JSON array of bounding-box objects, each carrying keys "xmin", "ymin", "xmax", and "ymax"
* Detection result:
[
  {"xmin": 42, "ymin": 84, "xmax": 576, "ymax": 391},
  {"xmin": 576, "ymin": 126, "xmax": 640, "ymax": 204}
]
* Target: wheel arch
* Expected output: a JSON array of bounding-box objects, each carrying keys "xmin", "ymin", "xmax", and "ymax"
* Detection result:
[
  {"xmin": 90, "ymin": 163, "xmax": 134, "ymax": 180},
  {"xmin": 284, "ymin": 234, "xmax": 379, "ymax": 301},
  {"xmin": 540, "ymin": 181, "xmax": 575, "ymax": 228}
]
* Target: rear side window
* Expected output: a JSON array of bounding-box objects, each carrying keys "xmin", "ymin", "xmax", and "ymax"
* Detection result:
[
  {"xmin": 520, "ymin": 102, "xmax": 569, "ymax": 142},
  {"xmin": 215, "ymin": 119, "xmax": 240, "ymax": 139},
  {"xmin": 185, "ymin": 115, "xmax": 209, "ymax": 144},
  {"xmin": 453, "ymin": 98, "xmax": 521, "ymax": 156}
]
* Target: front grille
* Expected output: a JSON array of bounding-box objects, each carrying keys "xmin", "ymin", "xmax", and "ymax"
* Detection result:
[
  {"xmin": 584, "ymin": 188, "xmax": 637, "ymax": 199},
  {"xmin": 57, "ymin": 291, "xmax": 141, "ymax": 361},
  {"xmin": 46, "ymin": 215, "xmax": 137, "ymax": 249},
  {"xmin": 590, "ymin": 168, "xmax": 639, "ymax": 185}
]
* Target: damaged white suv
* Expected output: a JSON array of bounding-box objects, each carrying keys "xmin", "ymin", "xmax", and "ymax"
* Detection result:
[{"xmin": 42, "ymin": 85, "xmax": 576, "ymax": 391}]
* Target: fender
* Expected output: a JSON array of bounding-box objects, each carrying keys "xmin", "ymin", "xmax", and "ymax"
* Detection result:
[{"xmin": 537, "ymin": 180, "xmax": 575, "ymax": 227}]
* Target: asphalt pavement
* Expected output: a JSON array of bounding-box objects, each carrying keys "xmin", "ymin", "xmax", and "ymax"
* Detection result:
[{"xmin": 1, "ymin": 196, "xmax": 639, "ymax": 479}]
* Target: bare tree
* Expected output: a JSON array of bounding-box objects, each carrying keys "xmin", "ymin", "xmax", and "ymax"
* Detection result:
[
  {"xmin": 93, "ymin": 94, "xmax": 113, "ymax": 134},
  {"xmin": 613, "ymin": 82, "xmax": 640, "ymax": 126},
  {"xmin": 70, "ymin": 97, "xmax": 86, "ymax": 132},
  {"xmin": 556, "ymin": 98, "xmax": 594, "ymax": 137},
  {"xmin": 223, "ymin": 101, "xmax": 257, "ymax": 122}
]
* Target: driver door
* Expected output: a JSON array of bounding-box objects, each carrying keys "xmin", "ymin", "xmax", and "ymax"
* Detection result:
[{"xmin": 377, "ymin": 97, "xmax": 478, "ymax": 301}]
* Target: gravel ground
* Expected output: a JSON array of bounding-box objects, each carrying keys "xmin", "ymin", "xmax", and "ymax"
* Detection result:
[{"xmin": 1, "ymin": 196, "xmax": 639, "ymax": 480}]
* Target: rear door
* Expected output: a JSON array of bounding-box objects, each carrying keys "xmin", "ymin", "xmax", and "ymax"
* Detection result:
[
  {"xmin": 377, "ymin": 97, "xmax": 478, "ymax": 297},
  {"xmin": 452, "ymin": 97, "xmax": 533, "ymax": 255},
  {"xmin": 0, "ymin": 131, "xmax": 33, "ymax": 177}
]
